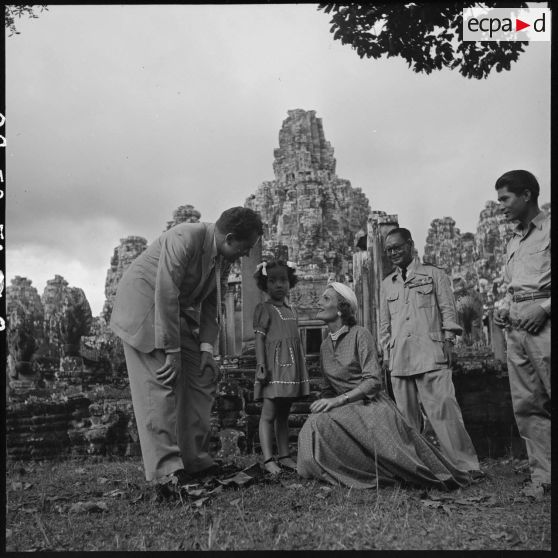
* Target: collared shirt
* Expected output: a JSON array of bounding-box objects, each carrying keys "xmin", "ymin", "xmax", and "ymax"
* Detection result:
[
  {"xmin": 319, "ymin": 326, "xmax": 382, "ymax": 400},
  {"xmin": 502, "ymin": 210, "xmax": 551, "ymax": 314},
  {"xmin": 380, "ymin": 257, "xmax": 462, "ymax": 377}
]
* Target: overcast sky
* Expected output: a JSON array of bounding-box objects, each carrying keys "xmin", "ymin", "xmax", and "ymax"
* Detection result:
[{"xmin": 6, "ymin": 4, "xmax": 551, "ymax": 316}]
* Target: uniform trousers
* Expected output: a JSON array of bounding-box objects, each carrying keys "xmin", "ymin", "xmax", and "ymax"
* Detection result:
[
  {"xmin": 391, "ymin": 368, "xmax": 479, "ymax": 472},
  {"xmin": 507, "ymin": 301, "xmax": 551, "ymax": 485},
  {"xmin": 123, "ymin": 330, "xmax": 216, "ymax": 481}
]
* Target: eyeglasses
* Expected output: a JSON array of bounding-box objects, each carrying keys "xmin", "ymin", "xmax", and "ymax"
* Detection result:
[{"xmin": 385, "ymin": 244, "xmax": 407, "ymax": 255}]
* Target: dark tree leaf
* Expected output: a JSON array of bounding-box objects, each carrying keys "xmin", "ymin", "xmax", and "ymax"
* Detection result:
[{"xmin": 317, "ymin": 2, "xmax": 530, "ymax": 79}]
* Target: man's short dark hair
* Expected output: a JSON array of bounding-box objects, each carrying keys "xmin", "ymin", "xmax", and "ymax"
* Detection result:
[
  {"xmin": 216, "ymin": 207, "xmax": 264, "ymax": 240},
  {"xmin": 495, "ymin": 170, "xmax": 540, "ymax": 202},
  {"xmin": 385, "ymin": 227, "xmax": 413, "ymax": 243}
]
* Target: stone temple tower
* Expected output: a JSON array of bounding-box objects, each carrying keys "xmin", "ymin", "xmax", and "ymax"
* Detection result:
[
  {"xmin": 245, "ymin": 110, "xmax": 371, "ymax": 336},
  {"xmin": 245, "ymin": 109, "xmax": 370, "ymax": 276}
]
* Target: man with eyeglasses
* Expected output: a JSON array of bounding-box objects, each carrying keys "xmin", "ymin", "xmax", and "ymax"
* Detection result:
[{"xmin": 379, "ymin": 228, "xmax": 482, "ymax": 478}]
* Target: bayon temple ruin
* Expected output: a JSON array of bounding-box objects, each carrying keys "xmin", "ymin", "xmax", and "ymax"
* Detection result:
[{"xmin": 7, "ymin": 109, "xmax": 543, "ymax": 461}]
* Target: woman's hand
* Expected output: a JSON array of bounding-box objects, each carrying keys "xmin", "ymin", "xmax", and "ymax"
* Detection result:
[{"xmin": 310, "ymin": 397, "xmax": 341, "ymax": 413}]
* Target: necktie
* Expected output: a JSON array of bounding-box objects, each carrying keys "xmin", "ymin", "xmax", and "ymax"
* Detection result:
[
  {"xmin": 215, "ymin": 257, "xmax": 222, "ymax": 326},
  {"xmin": 401, "ymin": 267, "xmax": 407, "ymax": 281}
]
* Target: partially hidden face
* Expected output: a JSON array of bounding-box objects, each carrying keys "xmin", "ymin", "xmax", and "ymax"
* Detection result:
[
  {"xmin": 316, "ymin": 287, "xmax": 339, "ymax": 323},
  {"xmin": 266, "ymin": 266, "xmax": 290, "ymax": 300},
  {"xmin": 220, "ymin": 231, "xmax": 261, "ymax": 262}
]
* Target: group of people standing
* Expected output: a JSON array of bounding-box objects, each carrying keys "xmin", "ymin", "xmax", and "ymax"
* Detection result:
[{"xmin": 110, "ymin": 169, "xmax": 550, "ymax": 499}]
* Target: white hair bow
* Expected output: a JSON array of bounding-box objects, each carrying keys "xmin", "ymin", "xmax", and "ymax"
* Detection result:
[{"xmin": 255, "ymin": 261, "xmax": 268, "ymax": 276}]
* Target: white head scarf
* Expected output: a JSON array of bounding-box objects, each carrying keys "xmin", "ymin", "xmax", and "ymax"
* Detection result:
[{"xmin": 327, "ymin": 282, "xmax": 358, "ymax": 316}]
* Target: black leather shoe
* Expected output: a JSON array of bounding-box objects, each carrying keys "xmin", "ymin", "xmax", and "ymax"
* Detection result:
[{"xmin": 189, "ymin": 464, "xmax": 220, "ymax": 479}]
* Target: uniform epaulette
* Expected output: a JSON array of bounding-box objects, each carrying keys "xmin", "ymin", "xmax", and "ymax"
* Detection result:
[{"xmin": 422, "ymin": 261, "xmax": 444, "ymax": 270}]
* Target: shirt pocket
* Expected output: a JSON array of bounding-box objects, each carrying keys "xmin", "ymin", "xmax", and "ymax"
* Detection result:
[
  {"xmin": 414, "ymin": 283, "xmax": 435, "ymax": 308},
  {"xmin": 387, "ymin": 292, "xmax": 400, "ymax": 313},
  {"xmin": 525, "ymin": 241, "xmax": 550, "ymax": 274},
  {"xmin": 429, "ymin": 332, "xmax": 446, "ymax": 363}
]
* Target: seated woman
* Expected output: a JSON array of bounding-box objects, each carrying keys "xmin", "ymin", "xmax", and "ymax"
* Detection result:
[{"xmin": 297, "ymin": 282, "xmax": 472, "ymax": 490}]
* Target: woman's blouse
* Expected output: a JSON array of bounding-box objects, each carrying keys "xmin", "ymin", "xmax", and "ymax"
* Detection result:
[{"xmin": 319, "ymin": 325, "xmax": 382, "ymax": 399}]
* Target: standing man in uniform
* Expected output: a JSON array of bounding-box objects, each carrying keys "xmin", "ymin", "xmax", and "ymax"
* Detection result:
[
  {"xmin": 380, "ymin": 227, "xmax": 481, "ymax": 476},
  {"xmin": 493, "ymin": 170, "xmax": 550, "ymax": 499},
  {"xmin": 110, "ymin": 207, "xmax": 263, "ymax": 487}
]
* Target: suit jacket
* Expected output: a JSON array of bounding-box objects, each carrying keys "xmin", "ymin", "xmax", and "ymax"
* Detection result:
[
  {"xmin": 379, "ymin": 257, "xmax": 462, "ymax": 377},
  {"xmin": 110, "ymin": 222, "xmax": 230, "ymax": 353}
]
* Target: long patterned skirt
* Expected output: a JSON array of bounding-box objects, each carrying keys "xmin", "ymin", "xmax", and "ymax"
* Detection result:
[{"xmin": 297, "ymin": 392, "xmax": 471, "ymax": 490}]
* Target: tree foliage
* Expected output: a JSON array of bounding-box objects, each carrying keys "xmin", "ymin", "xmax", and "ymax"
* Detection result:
[
  {"xmin": 5, "ymin": 4, "xmax": 48, "ymax": 36},
  {"xmin": 318, "ymin": 2, "xmax": 531, "ymax": 79}
]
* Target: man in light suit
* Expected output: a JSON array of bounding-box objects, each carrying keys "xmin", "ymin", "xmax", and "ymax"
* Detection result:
[
  {"xmin": 379, "ymin": 227, "xmax": 481, "ymax": 476},
  {"xmin": 110, "ymin": 207, "xmax": 263, "ymax": 484}
]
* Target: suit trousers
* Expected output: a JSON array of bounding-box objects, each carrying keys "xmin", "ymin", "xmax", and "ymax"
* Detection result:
[
  {"xmin": 507, "ymin": 303, "xmax": 551, "ymax": 485},
  {"xmin": 391, "ymin": 368, "xmax": 479, "ymax": 472},
  {"xmin": 123, "ymin": 332, "xmax": 217, "ymax": 481}
]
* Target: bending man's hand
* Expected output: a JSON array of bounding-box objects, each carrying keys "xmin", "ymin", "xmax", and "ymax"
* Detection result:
[
  {"xmin": 310, "ymin": 397, "xmax": 341, "ymax": 414},
  {"xmin": 156, "ymin": 352, "xmax": 181, "ymax": 386},
  {"xmin": 200, "ymin": 351, "xmax": 220, "ymax": 383}
]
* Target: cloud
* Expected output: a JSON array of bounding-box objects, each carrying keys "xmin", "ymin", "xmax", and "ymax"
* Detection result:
[{"xmin": 5, "ymin": 5, "xmax": 550, "ymax": 316}]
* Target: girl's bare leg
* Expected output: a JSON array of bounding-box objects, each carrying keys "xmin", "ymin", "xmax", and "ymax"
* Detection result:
[
  {"xmin": 259, "ymin": 398, "xmax": 282, "ymax": 475},
  {"xmin": 275, "ymin": 399, "xmax": 297, "ymax": 470}
]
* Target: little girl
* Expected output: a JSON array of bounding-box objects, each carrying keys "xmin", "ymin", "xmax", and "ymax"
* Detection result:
[{"xmin": 253, "ymin": 259, "xmax": 310, "ymax": 475}]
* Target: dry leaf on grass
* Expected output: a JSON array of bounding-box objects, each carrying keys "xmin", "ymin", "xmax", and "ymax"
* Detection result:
[
  {"xmin": 69, "ymin": 501, "xmax": 109, "ymax": 513},
  {"xmin": 489, "ymin": 529, "xmax": 521, "ymax": 546},
  {"xmin": 421, "ymin": 499, "xmax": 454, "ymax": 513},
  {"xmin": 97, "ymin": 477, "xmax": 110, "ymax": 484},
  {"xmin": 102, "ymin": 489, "xmax": 126, "ymax": 498},
  {"xmin": 280, "ymin": 482, "xmax": 303, "ymax": 490},
  {"xmin": 184, "ymin": 487, "xmax": 205, "ymax": 498},
  {"xmin": 130, "ymin": 494, "xmax": 144, "ymax": 504},
  {"xmin": 217, "ymin": 471, "xmax": 254, "ymax": 487},
  {"xmin": 192, "ymin": 497, "xmax": 209, "ymax": 508}
]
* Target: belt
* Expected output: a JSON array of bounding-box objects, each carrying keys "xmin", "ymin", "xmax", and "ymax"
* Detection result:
[{"xmin": 511, "ymin": 291, "xmax": 551, "ymax": 303}]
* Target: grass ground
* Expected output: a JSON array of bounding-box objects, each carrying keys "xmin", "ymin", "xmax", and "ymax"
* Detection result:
[{"xmin": 5, "ymin": 455, "xmax": 551, "ymax": 551}]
